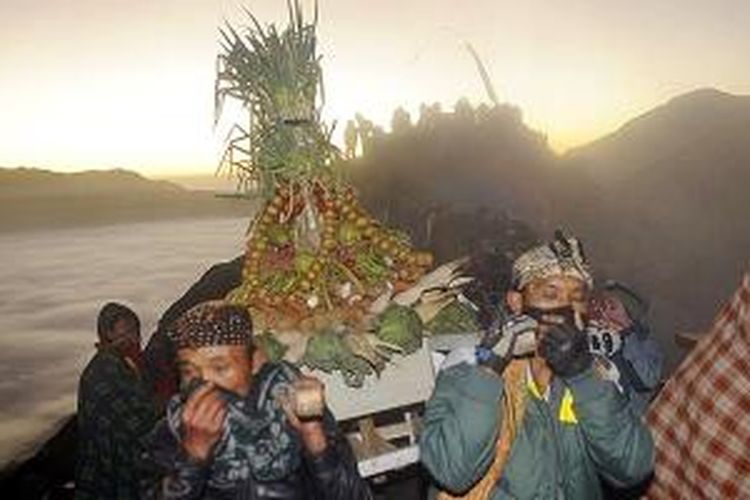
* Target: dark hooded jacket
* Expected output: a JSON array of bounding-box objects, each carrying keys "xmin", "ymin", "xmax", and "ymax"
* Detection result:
[
  {"xmin": 76, "ymin": 349, "xmax": 158, "ymax": 500},
  {"xmin": 140, "ymin": 361, "xmax": 372, "ymax": 500}
]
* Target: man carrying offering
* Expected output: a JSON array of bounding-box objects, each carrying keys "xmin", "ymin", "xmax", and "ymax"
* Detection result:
[
  {"xmin": 142, "ymin": 301, "xmax": 372, "ymax": 500},
  {"xmin": 420, "ymin": 231, "xmax": 654, "ymax": 499}
]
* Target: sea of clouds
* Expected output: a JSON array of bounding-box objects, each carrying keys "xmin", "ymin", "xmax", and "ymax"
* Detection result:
[{"xmin": 0, "ymin": 217, "xmax": 248, "ymax": 466}]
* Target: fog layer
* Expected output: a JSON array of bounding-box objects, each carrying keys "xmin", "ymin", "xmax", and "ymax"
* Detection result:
[{"xmin": 0, "ymin": 217, "xmax": 247, "ymax": 466}]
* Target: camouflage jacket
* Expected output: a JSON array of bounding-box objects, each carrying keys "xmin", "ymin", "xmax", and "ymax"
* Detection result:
[{"xmin": 75, "ymin": 349, "xmax": 158, "ymax": 500}]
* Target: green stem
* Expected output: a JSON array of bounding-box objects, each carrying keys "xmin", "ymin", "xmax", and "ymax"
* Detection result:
[{"xmin": 332, "ymin": 260, "xmax": 366, "ymax": 295}]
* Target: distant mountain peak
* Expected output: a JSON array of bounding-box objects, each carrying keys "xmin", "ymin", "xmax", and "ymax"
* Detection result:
[
  {"xmin": 627, "ymin": 87, "xmax": 745, "ymax": 129},
  {"xmin": 565, "ymin": 87, "xmax": 749, "ymax": 169},
  {"xmin": 666, "ymin": 87, "xmax": 734, "ymax": 106},
  {"xmin": 0, "ymin": 166, "xmax": 184, "ymax": 194}
]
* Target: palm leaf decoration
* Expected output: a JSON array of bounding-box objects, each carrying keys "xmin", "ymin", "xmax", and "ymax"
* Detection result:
[{"xmin": 215, "ymin": 0, "xmax": 339, "ymax": 198}]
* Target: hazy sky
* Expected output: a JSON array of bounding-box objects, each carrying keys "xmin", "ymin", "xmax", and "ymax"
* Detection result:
[{"xmin": 1, "ymin": 0, "xmax": 748, "ymax": 176}]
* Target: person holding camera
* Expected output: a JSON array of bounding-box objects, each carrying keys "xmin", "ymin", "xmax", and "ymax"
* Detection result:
[
  {"xmin": 587, "ymin": 282, "xmax": 664, "ymax": 417},
  {"xmin": 141, "ymin": 301, "xmax": 372, "ymax": 500},
  {"xmin": 420, "ymin": 232, "xmax": 654, "ymax": 499}
]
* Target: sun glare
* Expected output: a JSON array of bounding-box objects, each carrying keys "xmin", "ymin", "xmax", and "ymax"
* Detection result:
[{"xmin": 0, "ymin": 54, "xmax": 637, "ymax": 177}]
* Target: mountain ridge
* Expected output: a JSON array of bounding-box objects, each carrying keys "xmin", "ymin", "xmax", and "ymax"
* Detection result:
[
  {"xmin": 547, "ymin": 87, "xmax": 750, "ymax": 369},
  {"xmin": 0, "ymin": 167, "xmax": 184, "ymax": 195},
  {"xmin": 0, "ymin": 167, "xmax": 252, "ymax": 233},
  {"xmin": 564, "ymin": 87, "xmax": 750, "ymax": 178}
]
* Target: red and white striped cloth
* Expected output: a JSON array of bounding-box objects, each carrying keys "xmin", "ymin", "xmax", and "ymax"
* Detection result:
[{"xmin": 645, "ymin": 269, "xmax": 750, "ymax": 499}]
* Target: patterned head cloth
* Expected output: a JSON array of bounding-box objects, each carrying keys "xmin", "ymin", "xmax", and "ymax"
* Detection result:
[
  {"xmin": 588, "ymin": 292, "xmax": 634, "ymax": 332},
  {"xmin": 166, "ymin": 301, "xmax": 252, "ymax": 350},
  {"xmin": 511, "ymin": 230, "xmax": 593, "ymax": 291}
]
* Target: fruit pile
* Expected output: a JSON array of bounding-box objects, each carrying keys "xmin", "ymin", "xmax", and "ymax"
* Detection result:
[
  {"xmin": 228, "ymin": 180, "xmax": 433, "ymax": 326},
  {"xmin": 221, "ymin": 175, "xmax": 449, "ymax": 386},
  {"xmin": 215, "ymin": 2, "xmax": 468, "ymax": 386}
]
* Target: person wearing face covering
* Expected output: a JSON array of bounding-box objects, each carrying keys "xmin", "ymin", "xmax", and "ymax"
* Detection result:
[
  {"xmin": 140, "ymin": 301, "xmax": 372, "ymax": 500},
  {"xmin": 420, "ymin": 232, "xmax": 654, "ymax": 500},
  {"xmin": 587, "ymin": 285, "xmax": 664, "ymax": 417},
  {"xmin": 75, "ymin": 302, "xmax": 158, "ymax": 499}
]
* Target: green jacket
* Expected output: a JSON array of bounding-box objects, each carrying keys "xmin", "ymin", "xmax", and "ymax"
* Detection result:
[{"xmin": 419, "ymin": 361, "xmax": 654, "ymax": 499}]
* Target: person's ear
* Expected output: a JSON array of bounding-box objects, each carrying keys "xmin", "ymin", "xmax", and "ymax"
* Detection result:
[{"xmin": 506, "ymin": 290, "xmax": 523, "ymax": 315}]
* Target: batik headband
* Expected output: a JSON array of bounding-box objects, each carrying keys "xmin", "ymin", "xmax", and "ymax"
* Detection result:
[
  {"xmin": 167, "ymin": 300, "xmax": 252, "ymax": 349},
  {"xmin": 511, "ymin": 230, "xmax": 593, "ymax": 290}
]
